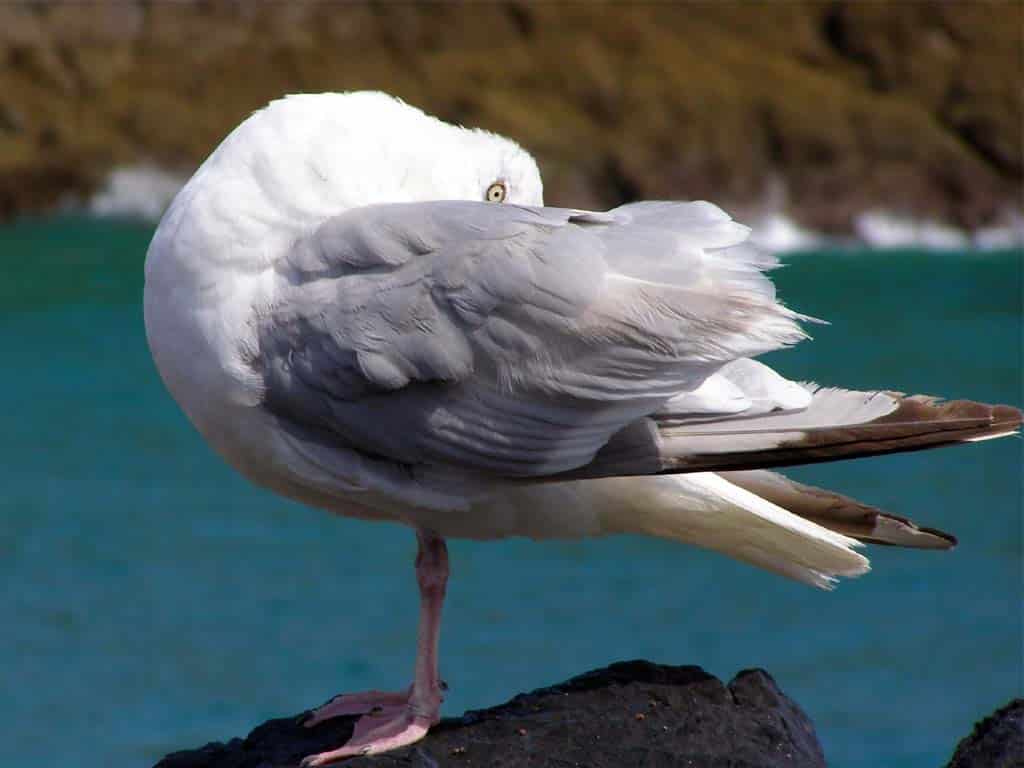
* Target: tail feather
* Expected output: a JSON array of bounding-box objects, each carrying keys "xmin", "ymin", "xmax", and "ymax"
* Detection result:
[
  {"xmin": 720, "ymin": 469, "xmax": 957, "ymax": 549},
  {"xmin": 597, "ymin": 472, "xmax": 870, "ymax": 590}
]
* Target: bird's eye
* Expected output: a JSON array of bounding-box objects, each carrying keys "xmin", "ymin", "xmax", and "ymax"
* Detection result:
[{"xmin": 485, "ymin": 181, "xmax": 507, "ymax": 203}]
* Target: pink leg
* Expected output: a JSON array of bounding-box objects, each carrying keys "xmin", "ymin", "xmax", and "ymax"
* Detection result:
[{"xmin": 301, "ymin": 530, "xmax": 449, "ymax": 766}]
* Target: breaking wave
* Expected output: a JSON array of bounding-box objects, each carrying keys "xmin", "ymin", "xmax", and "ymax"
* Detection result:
[
  {"xmin": 88, "ymin": 166, "xmax": 187, "ymax": 221},
  {"xmin": 750, "ymin": 210, "xmax": 1022, "ymax": 253}
]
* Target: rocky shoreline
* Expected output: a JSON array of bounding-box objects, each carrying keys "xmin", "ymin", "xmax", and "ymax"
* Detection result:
[
  {"xmin": 153, "ymin": 660, "xmax": 1021, "ymax": 768},
  {"xmin": 2, "ymin": 3, "xmax": 1021, "ymax": 232},
  {"xmin": 155, "ymin": 661, "xmax": 828, "ymax": 768}
]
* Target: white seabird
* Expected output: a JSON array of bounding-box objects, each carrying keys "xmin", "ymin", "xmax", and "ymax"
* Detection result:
[{"xmin": 143, "ymin": 91, "xmax": 1021, "ymax": 764}]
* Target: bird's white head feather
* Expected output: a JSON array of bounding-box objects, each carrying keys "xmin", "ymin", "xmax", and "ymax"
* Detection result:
[
  {"xmin": 216, "ymin": 91, "xmax": 542, "ymax": 215},
  {"xmin": 149, "ymin": 91, "xmax": 544, "ymax": 277}
]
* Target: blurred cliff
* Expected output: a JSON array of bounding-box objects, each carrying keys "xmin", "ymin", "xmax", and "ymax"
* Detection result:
[{"xmin": 1, "ymin": 1, "xmax": 1020, "ymax": 231}]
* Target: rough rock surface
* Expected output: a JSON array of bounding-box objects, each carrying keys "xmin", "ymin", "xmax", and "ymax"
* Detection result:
[
  {"xmin": 154, "ymin": 661, "xmax": 827, "ymax": 768},
  {"xmin": 1, "ymin": 2, "xmax": 1021, "ymax": 229},
  {"xmin": 946, "ymin": 698, "xmax": 1024, "ymax": 768}
]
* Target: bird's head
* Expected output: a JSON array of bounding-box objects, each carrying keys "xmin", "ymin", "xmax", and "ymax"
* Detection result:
[
  {"xmin": 203, "ymin": 91, "xmax": 544, "ymax": 225},
  {"xmin": 151, "ymin": 91, "xmax": 546, "ymax": 275}
]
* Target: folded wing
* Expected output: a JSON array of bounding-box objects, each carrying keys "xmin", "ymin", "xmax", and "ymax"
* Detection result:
[{"xmin": 256, "ymin": 200, "xmax": 806, "ymax": 478}]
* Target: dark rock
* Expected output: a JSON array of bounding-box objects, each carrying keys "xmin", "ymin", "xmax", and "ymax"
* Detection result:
[
  {"xmin": 946, "ymin": 699, "xmax": 1024, "ymax": 768},
  {"xmin": 154, "ymin": 660, "xmax": 827, "ymax": 768}
]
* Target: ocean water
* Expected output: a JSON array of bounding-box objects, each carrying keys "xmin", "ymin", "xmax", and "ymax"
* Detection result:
[{"xmin": 1, "ymin": 214, "xmax": 1020, "ymax": 768}]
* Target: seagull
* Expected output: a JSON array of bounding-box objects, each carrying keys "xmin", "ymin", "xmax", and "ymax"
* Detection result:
[{"xmin": 143, "ymin": 91, "xmax": 1021, "ymax": 765}]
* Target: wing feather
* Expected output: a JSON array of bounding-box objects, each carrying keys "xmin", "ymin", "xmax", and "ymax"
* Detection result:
[{"xmin": 256, "ymin": 200, "xmax": 805, "ymax": 478}]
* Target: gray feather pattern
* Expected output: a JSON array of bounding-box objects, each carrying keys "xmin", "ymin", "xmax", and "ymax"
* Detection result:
[{"xmin": 256, "ymin": 200, "xmax": 805, "ymax": 476}]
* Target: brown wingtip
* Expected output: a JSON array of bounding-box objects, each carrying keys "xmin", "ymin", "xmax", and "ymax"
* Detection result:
[
  {"xmin": 992, "ymin": 403, "xmax": 1024, "ymax": 428},
  {"xmin": 875, "ymin": 397, "xmax": 1022, "ymax": 430},
  {"xmin": 717, "ymin": 469, "xmax": 961, "ymax": 551},
  {"xmin": 805, "ymin": 511, "xmax": 959, "ymax": 551},
  {"xmin": 695, "ymin": 396, "xmax": 1022, "ymax": 473},
  {"xmin": 557, "ymin": 393, "xmax": 1021, "ymax": 483},
  {"xmin": 918, "ymin": 526, "xmax": 958, "ymax": 549},
  {"xmin": 865, "ymin": 517, "xmax": 958, "ymax": 550}
]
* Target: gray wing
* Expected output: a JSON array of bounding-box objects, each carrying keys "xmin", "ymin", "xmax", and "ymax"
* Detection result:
[{"xmin": 255, "ymin": 200, "xmax": 805, "ymax": 478}]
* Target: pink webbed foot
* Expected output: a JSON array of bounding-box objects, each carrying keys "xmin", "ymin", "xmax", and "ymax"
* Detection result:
[
  {"xmin": 300, "ymin": 700, "xmax": 439, "ymax": 766},
  {"xmin": 303, "ymin": 688, "xmax": 410, "ymax": 728}
]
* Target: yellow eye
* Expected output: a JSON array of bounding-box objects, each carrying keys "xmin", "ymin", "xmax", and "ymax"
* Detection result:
[{"xmin": 485, "ymin": 181, "xmax": 507, "ymax": 203}]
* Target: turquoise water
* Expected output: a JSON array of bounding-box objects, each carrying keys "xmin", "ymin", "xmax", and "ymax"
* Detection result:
[{"xmin": 1, "ymin": 215, "xmax": 1020, "ymax": 767}]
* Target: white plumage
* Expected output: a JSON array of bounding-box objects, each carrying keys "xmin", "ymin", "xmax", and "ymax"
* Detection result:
[{"xmin": 143, "ymin": 92, "xmax": 1019, "ymax": 763}]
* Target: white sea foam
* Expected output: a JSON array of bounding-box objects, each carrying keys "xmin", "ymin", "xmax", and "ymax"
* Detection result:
[
  {"xmin": 747, "ymin": 209, "xmax": 1022, "ymax": 253},
  {"xmin": 747, "ymin": 212, "xmax": 824, "ymax": 252},
  {"xmin": 89, "ymin": 166, "xmax": 186, "ymax": 221},
  {"xmin": 971, "ymin": 210, "xmax": 1024, "ymax": 250},
  {"xmin": 854, "ymin": 210, "xmax": 1023, "ymax": 251},
  {"xmin": 854, "ymin": 210, "xmax": 971, "ymax": 250}
]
